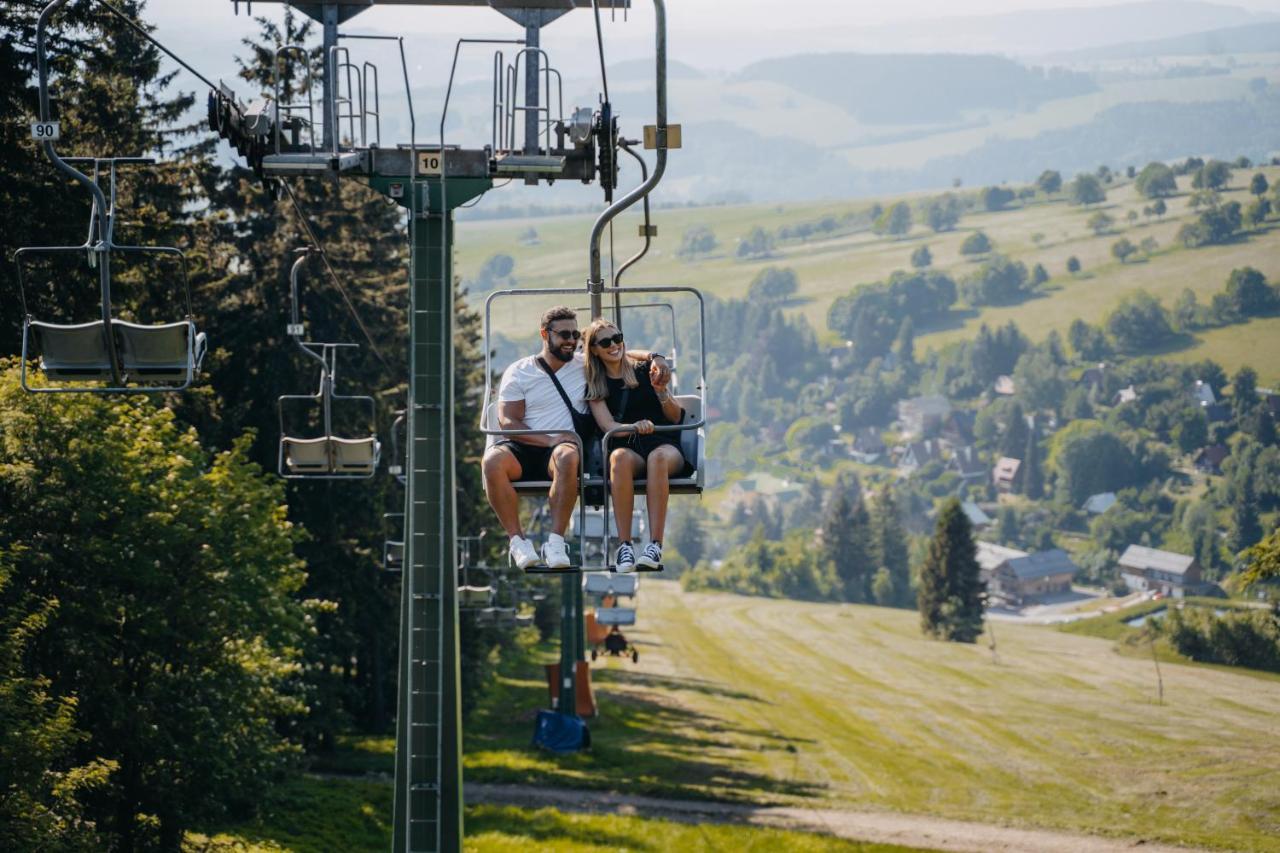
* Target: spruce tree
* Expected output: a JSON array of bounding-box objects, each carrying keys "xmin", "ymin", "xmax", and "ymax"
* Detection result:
[
  {"xmin": 821, "ymin": 484, "xmax": 873, "ymax": 603},
  {"xmin": 918, "ymin": 498, "xmax": 985, "ymax": 642},
  {"xmin": 871, "ymin": 485, "xmax": 912, "ymax": 607},
  {"xmin": 1022, "ymin": 415, "xmax": 1044, "ymax": 499},
  {"xmin": 1230, "ymin": 479, "xmax": 1263, "ymax": 554},
  {"xmin": 999, "ymin": 401, "xmax": 1028, "ymax": 459},
  {"xmin": 894, "ymin": 315, "xmax": 916, "ymax": 367}
]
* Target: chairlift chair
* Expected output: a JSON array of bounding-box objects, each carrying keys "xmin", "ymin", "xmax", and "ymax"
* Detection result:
[
  {"xmin": 383, "ymin": 512, "xmax": 404, "ymax": 573},
  {"xmin": 16, "ymin": 158, "xmax": 207, "ymax": 393},
  {"xmin": 277, "ymin": 250, "xmax": 381, "ymax": 479}
]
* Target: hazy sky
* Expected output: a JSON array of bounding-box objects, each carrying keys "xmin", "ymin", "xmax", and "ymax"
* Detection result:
[{"xmin": 140, "ymin": 0, "xmax": 1279, "ymax": 145}]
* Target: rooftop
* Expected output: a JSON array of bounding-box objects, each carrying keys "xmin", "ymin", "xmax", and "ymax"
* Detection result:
[
  {"xmin": 1118, "ymin": 545, "xmax": 1196, "ymax": 576},
  {"xmin": 1004, "ymin": 549, "xmax": 1078, "ymax": 582},
  {"xmin": 976, "ymin": 541, "xmax": 1027, "ymax": 572}
]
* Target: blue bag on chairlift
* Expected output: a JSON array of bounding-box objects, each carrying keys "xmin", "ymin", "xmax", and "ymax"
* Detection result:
[{"xmin": 532, "ymin": 710, "xmax": 590, "ymax": 753}]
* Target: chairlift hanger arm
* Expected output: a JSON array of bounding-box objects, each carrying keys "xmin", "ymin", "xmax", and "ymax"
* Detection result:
[{"xmin": 588, "ymin": 0, "xmax": 668, "ymax": 294}]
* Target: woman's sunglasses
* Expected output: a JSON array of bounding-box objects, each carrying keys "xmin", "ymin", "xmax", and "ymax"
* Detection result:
[
  {"xmin": 547, "ymin": 328, "xmax": 581, "ymax": 342},
  {"xmin": 592, "ymin": 333, "xmax": 624, "ymax": 348}
]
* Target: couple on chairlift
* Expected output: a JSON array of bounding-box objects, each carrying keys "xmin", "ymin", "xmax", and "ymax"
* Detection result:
[{"xmin": 482, "ymin": 305, "xmax": 687, "ymax": 572}]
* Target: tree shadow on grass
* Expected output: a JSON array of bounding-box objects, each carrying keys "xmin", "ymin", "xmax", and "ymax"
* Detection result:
[
  {"xmin": 597, "ymin": 668, "xmax": 766, "ymax": 703},
  {"xmin": 464, "ymin": 655, "xmax": 826, "ymax": 804}
]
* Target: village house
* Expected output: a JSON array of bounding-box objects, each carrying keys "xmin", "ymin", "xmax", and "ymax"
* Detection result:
[
  {"xmin": 992, "ymin": 456, "xmax": 1022, "ymax": 493},
  {"xmin": 976, "ymin": 541, "xmax": 1028, "ymax": 589},
  {"xmin": 1082, "ymin": 492, "xmax": 1117, "ymax": 515},
  {"xmin": 897, "ymin": 394, "xmax": 951, "ymax": 438},
  {"xmin": 949, "ymin": 446, "xmax": 987, "ymax": 482},
  {"xmin": 1118, "ymin": 545, "xmax": 1204, "ymax": 599},
  {"xmin": 1194, "ymin": 444, "xmax": 1229, "ymax": 475},
  {"xmin": 994, "ymin": 375, "xmax": 1016, "ymax": 396},
  {"xmin": 961, "ymin": 500, "xmax": 992, "ymax": 529},
  {"xmin": 850, "ymin": 427, "xmax": 886, "ymax": 464},
  {"xmin": 1078, "ymin": 363, "xmax": 1107, "ymax": 389},
  {"xmin": 725, "ymin": 472, "xmax": 802, "ymax": 516},
  {"xmin": 897, "ymin": 439, "xmax": 942, "ymax": 475},
  {"xmin": 1190, "ymin": 379, "xmax": 1216, "ymax": 407},
  {"xmin": 987, "ymin": 549, "xmax": 1078, "ymax": 605},
  {"xmin": 1115, "ymin": 385, "xmax": 1139, "ymax": 405}
]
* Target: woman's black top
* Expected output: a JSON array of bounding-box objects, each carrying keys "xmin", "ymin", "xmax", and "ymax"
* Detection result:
[
  {"xmin": 605, "ymin": 360, "xmax": 686, "ymax": 463},
  {"xmin": 605, "ymin": 360, "xmax": 672, "ymax": 425}
]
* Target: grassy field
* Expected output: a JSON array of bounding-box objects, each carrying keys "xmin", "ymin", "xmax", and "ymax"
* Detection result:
[
  {"xmin": 454, "ymin": 581, "xmax": 1280, "ymax": 851},
  {"xmin": 187, "ymin": 775, "xmax": 924, "ymax": 852},
  {"xmin": 456, "ymin": 166, "xmax": 1280, "ymax": 385},
  {"xmin": 205, "ymin": 584, "xmax": 1280, "ymax": 850}
]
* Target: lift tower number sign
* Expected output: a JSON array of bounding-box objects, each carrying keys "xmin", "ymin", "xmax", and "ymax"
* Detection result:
[
  {"xmin": 31, "ymin": 121, "xmax": 61, "ymax": 141},
  {"xmin": 417, "ymin": 149, "xmax": 445, "ymax": 176}
]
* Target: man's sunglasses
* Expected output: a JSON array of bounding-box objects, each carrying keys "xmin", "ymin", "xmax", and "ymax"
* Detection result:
[
  {"xmin": 592, "ymin": 333, "xmax": 624, "ymax": 348},
  {"xmin": 546, "ymin": 328, "xmax": 581, "ymax": 342}
]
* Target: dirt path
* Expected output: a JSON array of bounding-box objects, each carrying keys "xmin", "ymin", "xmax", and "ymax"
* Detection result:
[{"xmin": 466, "ymin": 782, "xmax": 1200, "ymax": 853}]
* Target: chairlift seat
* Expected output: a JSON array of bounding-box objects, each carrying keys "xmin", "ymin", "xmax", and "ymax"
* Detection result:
[
  {"xmin": 283, "ymin": 437, "xmax": 332, "ymax": 473},
  {"xmin": 596, "ymin": 607, "xmax": 636, "ymax": 626},
  {"xmin": 584, "ymin": 573, "xmax": 638, "ymax": 597},
  {"xmin": 332, "ymin": 436, "xmax": 380, "ymax": 474},
  {"xmin": 114, "ymin": 320, "xmax": 205, "ymax": 382},
  {"xmin": 516, "ymin": 613, "xmax": 533, "ymax": 628},
  {"xmin": 30, "ymin": 320, "xmax": 114, "ymax": 381}
]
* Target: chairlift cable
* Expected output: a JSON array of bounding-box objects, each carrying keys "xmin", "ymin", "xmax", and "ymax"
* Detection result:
[
  {"xmin": 95, "ymin": 0, "xmax": 221, "ymax": 91},
  {"xmin": 590, "ymin": 0, "xmax": 610, "ymax": 104},
  {"xmin": 279, "ymin": 179, "xmax": 394, "ymax": 371}
]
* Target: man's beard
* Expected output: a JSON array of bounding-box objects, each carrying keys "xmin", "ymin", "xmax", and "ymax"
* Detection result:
[{"xmin": 549, "ymin": 345, "xmax": 574, "ymax": 362}]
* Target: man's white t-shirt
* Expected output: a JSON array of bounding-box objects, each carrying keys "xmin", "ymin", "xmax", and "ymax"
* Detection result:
[{"xmin": 497, "ymin": 353, "xmax": 587, "ymax": 433}]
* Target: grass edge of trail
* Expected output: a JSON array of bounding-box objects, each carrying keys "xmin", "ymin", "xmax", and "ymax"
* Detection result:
[{"xmin": 184, "ymin": 775, "xmax": 936, "ymax": 852}]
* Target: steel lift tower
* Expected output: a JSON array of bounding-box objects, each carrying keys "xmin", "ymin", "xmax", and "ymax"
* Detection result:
[{"xmin": 213, "ymin": 1, "xmax": 667, "ymax": 850}]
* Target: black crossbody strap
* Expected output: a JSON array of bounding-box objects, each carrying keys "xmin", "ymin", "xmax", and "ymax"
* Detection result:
[{"xmin": 535, "ymin": 356, "xmax": 578, "ymax": 416}]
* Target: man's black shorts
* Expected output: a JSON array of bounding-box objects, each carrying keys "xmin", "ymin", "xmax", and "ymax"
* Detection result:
[{"xmin": 495, "ymin": 439, "xmax": 576, "ymax": 481}]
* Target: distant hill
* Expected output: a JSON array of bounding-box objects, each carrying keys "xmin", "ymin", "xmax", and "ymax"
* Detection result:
[
  {"xmin": 1050, "ymin": 21, "xmax": 1280, "ymax": 61},
  {"xmin": 847, "ymin": 0, "xmax": 1277, "ymax": 57},
  {"xmin": 735, "ymin": 53, "xmax": 1096, "ymax": 125}
]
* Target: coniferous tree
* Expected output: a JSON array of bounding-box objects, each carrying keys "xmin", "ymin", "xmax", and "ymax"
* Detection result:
[
  {"xmin": 1230, "ymin": 479, "xmax": 1263, "ymax": 554},
  {"xmin": 894, "ymin": 316, "xmax": 916, "ymax": 368},
  {"xmin": 917, "ymin": 498, "xmax": 985, "ymax": 642},
  {"xmin": 1000, "ymin": 401, "xmax": 1028, "ymax": 459},
  {"xmin": 820, "ymin": 482, "xmax": 873, "ymax": 603},
  {"xmin": 1022, "ymin": 415, "xmax": 1044, "ymax": 499},
  {"xmin": 870, "ymin": 485, "xmax": 912, "ymax": 607}
]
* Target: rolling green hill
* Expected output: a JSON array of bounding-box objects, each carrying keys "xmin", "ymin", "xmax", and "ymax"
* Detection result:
[
  {"xmin": 457, "ymin": 165, "xmax": 1280, "ymax": 385},
  {"xmin": 461, "ymin": 581, "xmax": 1280, "ymax": 851}
]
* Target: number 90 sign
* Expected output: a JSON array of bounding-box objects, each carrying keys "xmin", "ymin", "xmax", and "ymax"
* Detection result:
[{"xmin": 31, "ymin": 121, "xmax": 61, "ymax": 141}]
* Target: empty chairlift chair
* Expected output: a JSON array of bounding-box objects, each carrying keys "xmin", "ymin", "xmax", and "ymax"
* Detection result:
[
  {"xmin": 277, "ymin": 250, "xmax": 380, "ymax": 479},
  {"xmin": 16, "ymin": 158, "xmax": 207, "ymax": 393}
]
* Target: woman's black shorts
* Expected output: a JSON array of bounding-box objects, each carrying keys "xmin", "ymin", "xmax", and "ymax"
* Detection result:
[{"xmin": 608, "ymin": 434, "xmax": 690, "ymax": 474}]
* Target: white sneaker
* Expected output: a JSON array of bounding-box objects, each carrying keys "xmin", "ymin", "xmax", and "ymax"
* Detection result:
[
  {"xmin": 508, "ymin": 536, "xmax": 540, "ymax": 570},
  {"xmin": 541, "ymin": 536, "xmax": 571, "ymax": 569},
  {"xmin": 615, "ymin": 542, "xmax": 636, "ymax": 573},
  {"xmin": 636, "ymin": 541, "xmax": 663, "ymax": 569}
]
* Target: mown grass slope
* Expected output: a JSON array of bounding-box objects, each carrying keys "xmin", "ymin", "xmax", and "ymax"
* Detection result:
[
  {"xmin": 187, "ymin": 776, "xmax": 923, "ymax": 852},
  {"xmin": 457, "ymin": 166, "xmax": 1280, "ymax": 384},
  {"xmin": 461, "ymin": 581, "xmax": 1280, "ymax": 851}
]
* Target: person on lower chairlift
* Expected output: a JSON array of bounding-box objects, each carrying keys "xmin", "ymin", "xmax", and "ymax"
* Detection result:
[
  {"xmin": 583, "ymin": 318, "xmax": 686, "ymax": 573},
  {"xmin": 482, "ymin": 306, "xmax": 670, "ymax": 570}
]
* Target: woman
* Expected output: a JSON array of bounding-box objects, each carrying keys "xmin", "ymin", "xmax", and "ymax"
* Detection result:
[{"xmin": 583, "ymin": 318, "xmax": 686, "ymax": 573}]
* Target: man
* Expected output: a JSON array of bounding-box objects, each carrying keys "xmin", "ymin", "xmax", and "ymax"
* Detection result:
[{"xmin": 482, "ymin": 306, "xmax": 670, "ymax": 569}]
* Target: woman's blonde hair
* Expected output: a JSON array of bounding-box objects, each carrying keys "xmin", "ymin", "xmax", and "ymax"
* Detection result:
[{"xmin": 583, "ymin": 317, "xmax": 639, "ymax": 401}]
